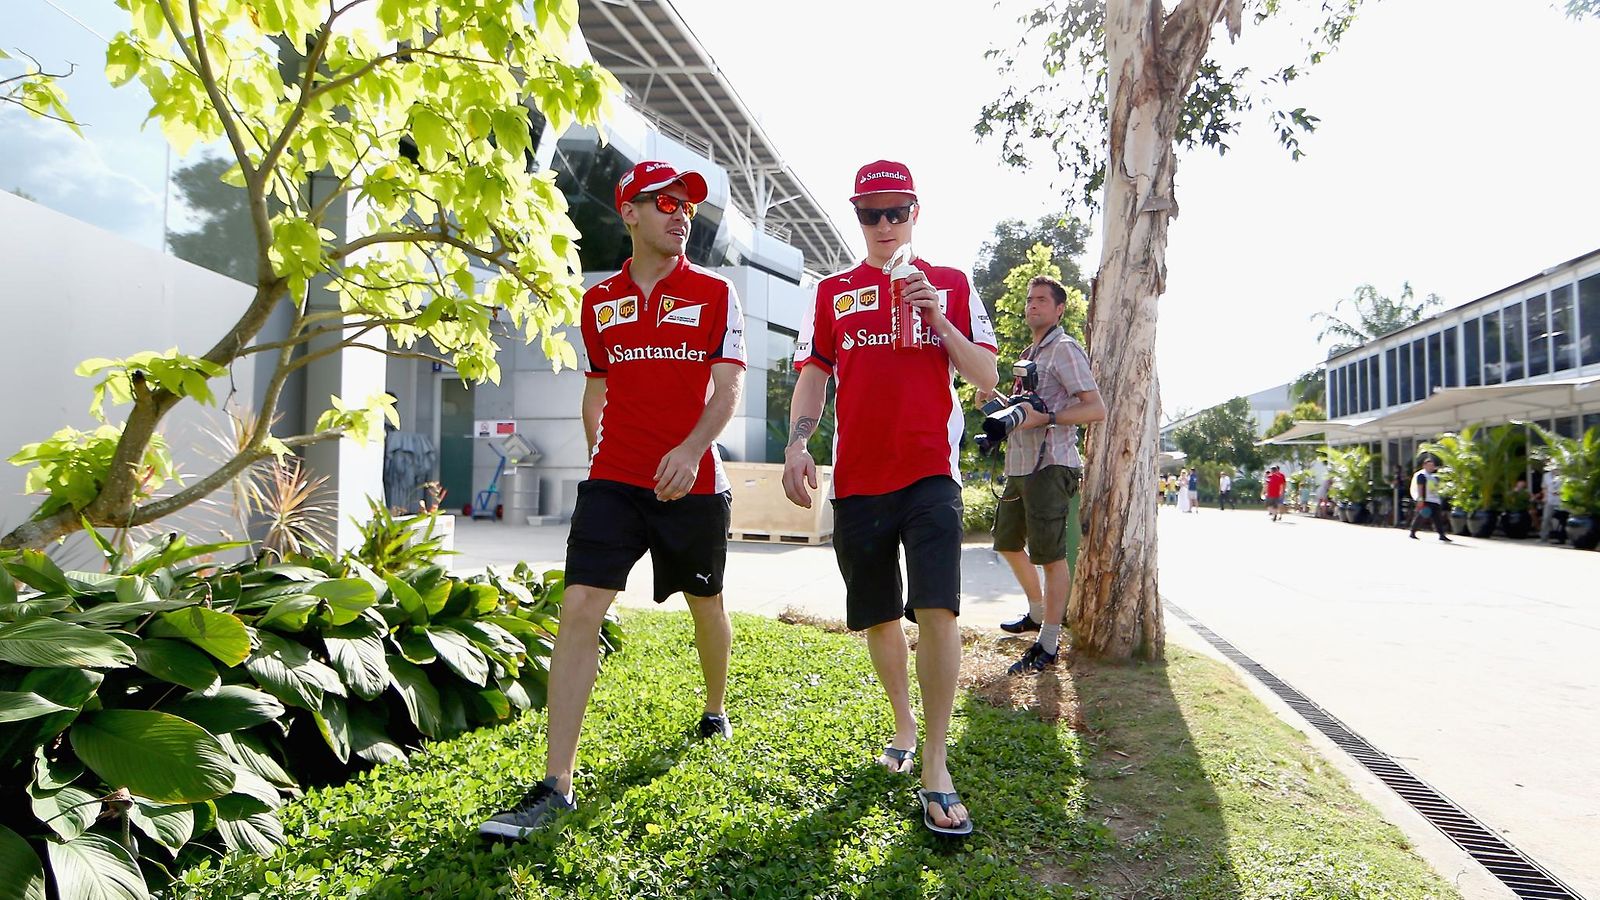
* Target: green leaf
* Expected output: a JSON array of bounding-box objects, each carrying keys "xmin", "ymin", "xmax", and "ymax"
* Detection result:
[
  {"xmin": 0, "ymin": 618, "xmax": 136, "ymax": 668},
  {"xmin": 0, "ymin": 690, "xmax": 72, "ymax": 723},
  {"xmin": 0, "ymin": 824, "xmax": 46, "ymax": 900},
  {"xmin": 214, "ymin": 796, "xmax": 285, "ymax": 858},
  {"xmin": 386, "ymin": 657, "xmax": 443, "ymax": 738},
  {"xmin": 245, "ymin": 631, "xmax": 344, "ymax": 710},
  {"xmin": 0, "ymin": 566, "xmax": 15, "ymax": 604},
  {"xmin": 132, "ymin": 639, "xmax": 219, "ymax": 692},
  {"xmin": 0, "ymin": 598, "xmax": 73, "ymax": 623},
  {"xmin": 66, "ymin": 599, "xmax": 195, "ymax": 626},
  {"xmin": 397, "ymin": 629, "xmax": 436, "ymax": 664},
  {"xmin": 312, "ymin": 694, "xmax": 351, "ymax": 762},
  {"xmin": 127, "ymin": 801, "xmax": 194, "ymax": 855},
  {"xmin": 385, "ymin": 575, "xmax": 427, "ymax": 625},
  {"xmin": 29, "ymin": 784, "xmax": 100, "ymax": 842},
  {"xmin": 423, "ymin": 627, "xmax": 489, "ymax": 686},
  {"xmin": 63, "ymin": 571, "xmax": 121, "ymax": 594},
  {"xmin": 45, "ymin": 833, "xmax": 149, "ymax": 900},
  {"xmin": 70, "ymin": 709, "xmax": 236, "ymax": 804},
  {"xmin": 150, "ymin": 607, "xmax": 251, "ymax": 665},
  {"xmin": 3, "ymin": 549, "xmax": 69, "ymax": 594},
  {"xmin": 161, "ymin": 685, "xmax": 285, "ymax": 734},
  {"xmin": 323, "ymin": 625, "xmax": 390, "ymax": 701},
  {"xmin": 218, "ymin": 733, "xmax": 297, "ymax": 789},
  {"xmin": 308, "ymin": 579, "xmax": 376, "ymax": 625},
  {"xmin": 224, "ymin": 764, "xmax": 283, "ymax": 812},
  {"xmin": 348, "ymin": 702, "xmax": 406, "ymax": 765},
  {"xmin": 255, "ymin": 593, "xmax": 319, "ymax": 631},
  {"xmin": 34, "ymin": 748, "xmax": 84, "ymax": 790}
]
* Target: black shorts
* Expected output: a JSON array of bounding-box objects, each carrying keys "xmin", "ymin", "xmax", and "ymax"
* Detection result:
[
  {"xmin": 830, "ymin": 475, "xmax": 962, "ymax": 631},
  {"xmin": 564, "ymin": 479, "xmax": 731, "ymax": 602}
]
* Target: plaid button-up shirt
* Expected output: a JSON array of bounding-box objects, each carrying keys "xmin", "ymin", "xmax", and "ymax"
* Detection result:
[{"xmin": 1003, "ymin": 326, "xmax": 1098, "ymax": 477}]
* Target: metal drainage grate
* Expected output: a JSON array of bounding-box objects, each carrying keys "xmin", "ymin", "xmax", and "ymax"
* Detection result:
[{"xmin": 1165, "ymin": 602, "xmax": 1585, "ymax": 900}]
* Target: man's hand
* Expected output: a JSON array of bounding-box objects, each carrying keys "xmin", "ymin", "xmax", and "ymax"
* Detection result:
[
  {"xmin": 782, "ymin": 445, "xmax": 818, "ymax": 508},
  {"xmin": 901, "ymin": 270, "xmax": 946, "ymax": 328},
  {"xmin": 974, "ymin": 387, "xmax": 998, "ymax": 405},
  {"xmin": 653, "ymin": 443, "xmax": 702, "ymax": 501},
  {"xmin": 1019, "ymin": 404, "xmax": 1051, "ymax": 430}
]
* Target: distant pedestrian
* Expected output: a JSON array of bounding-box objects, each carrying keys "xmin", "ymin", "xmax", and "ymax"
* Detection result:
[
  {"xmin": 1186, "ymin": 469, "xmax": 1200, "ymax": 513},
  {"xmin": 1176, "ymin": 469, "xmax": 1192, "ymax": 513},
  {"xmin": 1264, "ymin": 465, "xmax": 1287, "ymax": 522},
  {"xmin": 1540, "ymin": 464, "xmax": 1565, "ymax": 543},
  {"xmin": 1408, "ymin": 457, "xmax": 1452, "ymax": 542},
  {"xmin": 1218, "ymin": 471, "xmax": 1234, "ymax": 510}
]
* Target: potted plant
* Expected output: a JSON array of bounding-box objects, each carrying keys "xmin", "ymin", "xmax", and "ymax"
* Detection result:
[
  {"xmin": 1502, "ymin": 480, "xmax": 1533, "ymax": 539},
  {"xmin": 1421, "ymin": 427, "xmax": 1484, "ymax": 536},
  {"xmin": 1320, "ymin": 445, "xmax": 1375, "ymax": 524},
  {"xmin": 1532, "ymin": 424, "xmax": 1600, "ymax": 551}
]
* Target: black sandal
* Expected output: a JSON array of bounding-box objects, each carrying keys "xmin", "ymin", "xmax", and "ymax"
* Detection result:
[
  {"xmin": 917, "ymin": 789, "xmax": 973, "ymax": 836},
  {"xmin": 878, "ymin": 744, "xmax": 915, "ymax": 774}
]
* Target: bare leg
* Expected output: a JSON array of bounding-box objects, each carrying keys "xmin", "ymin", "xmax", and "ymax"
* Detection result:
[
  {"xmin": 684, "ymin": 592, "xmax": 732, "ymax": 714},
  {"xmin": 1039, "ymin": 559, "xmax": 1070, "ymax": 630},
  {"xmin": 997, "ymin": 548, "xmax": 1041, "ymax": 616},
  {"xmin": 913, "ymin": 608, "xmax": 968, "ymax": 829},
  {"xmin": 542, "ymin": 584, "xmax": 617, "ymax": 795},
  {"xmin": 864, "ymin": 620, "xmax": 918, "ymax": 769}
]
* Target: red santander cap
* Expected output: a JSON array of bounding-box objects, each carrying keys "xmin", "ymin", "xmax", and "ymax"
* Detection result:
[
  {"xmin": 615, "ymin": 160, "xmax": 709, "ymax": 212},
  {"xmin": 849, "ymin": 160, "xmax": 916, "ymax": 203}
]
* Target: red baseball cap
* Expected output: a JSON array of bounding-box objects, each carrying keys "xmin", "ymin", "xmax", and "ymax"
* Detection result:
[
  {"xmin": 614, "ymin": 160, "xmax": 708, "ymax": 212},
  {"xmin": 849, "ymin": 160, "xmax": 917, "ymax": 203}
]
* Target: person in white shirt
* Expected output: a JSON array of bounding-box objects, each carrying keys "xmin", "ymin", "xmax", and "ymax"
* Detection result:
[
  {"xmin": 1540, "ymin": 465, "xmax": 1565, "ymax": 542},
  {"xmin": 1408, "ymin": 457, "xmax": 1452, "ymax": 542},
  {"xmin": 1217, "ymin": 472, "xmax": 1234, "ymax": 510}
]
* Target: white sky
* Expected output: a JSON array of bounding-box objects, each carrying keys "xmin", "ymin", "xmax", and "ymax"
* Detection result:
[{"xmin": 668, "ymin": 0, "xmax": 1600, "ymax": 418}]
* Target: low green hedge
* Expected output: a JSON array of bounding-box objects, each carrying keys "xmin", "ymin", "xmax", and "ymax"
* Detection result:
[
  {"xmin": 961, "ymin": 479, "xmax": 1000, "ymax": 534},
  {"xmin": 0, "ymin": 523, "xmax": 613, "ymax": 899}
]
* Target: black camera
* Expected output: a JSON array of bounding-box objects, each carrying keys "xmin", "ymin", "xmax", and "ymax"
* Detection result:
[{"xmin": 974, "ymin": 360, "xmax": 1046, "ymax": 458}]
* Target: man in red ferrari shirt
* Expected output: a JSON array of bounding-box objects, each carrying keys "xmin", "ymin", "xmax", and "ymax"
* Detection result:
[
  {"xmin": 1265, "ymin": 465, "xmax": 1288, "ymax": 522},
  {"xmin": 782, "ymin": 160, "xmax": 998, "ymax": 835},
  {"xmin": 480, "ymin": 161, "xmax": 746, "ymax": 839}
]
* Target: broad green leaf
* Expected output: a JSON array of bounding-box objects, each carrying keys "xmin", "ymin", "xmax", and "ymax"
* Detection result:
[
  {"xmin": 0, "ymin": 824, "xmax": 47, "ymax": 900},
  {"xmin": 312, "ymin": 694, "xmax": 350, "ymax": 762},
  {"xmin": 66, "ymin": 599, "xmax": 195, "ymax": 626},
  {"xmin": 0, "ymin": 567, "xmax": 15, "ymax": 604},
  {"xmin": 0, "ymin": 690, "xmax": 71, "ymax": 723},
  {"xmin": 128, "ymin": 801, "xmax": 194, "ymax": 855},
  {"xmin": 70, "ymin": 709, "xmax": 236, "ymax": 804},
  {"xmin": 385, "ymin": 575, "xmax": 426, "ymax": 625},
  {"xmin": 29, "ymin": 784, "xmax": 99, "ymax": 842},
  {"xmin": 0, "ymin": 598, "xmax": 73, "ymax": 623},
  {"xmin": 423, "ymin": 627, "xmax": 489, "ymax": 686},
  {"xmin": 0, "ymin": 618, "xmax": 136, "ymax": 668},
  {"xmin": 218, "ymin": 733, "xmax": 297, "ymax": 789},
  {"xmin": 224, "ymin": 764, "xmax": 283, "ymax": 811},
  {"xmin": 323, "ymin": 625, "xmax": 389, "ymax": 701},
  {"xmin": 214, "ymin": 796, "xmax": 285, "ymax": 858},
  {"xmin": 255, "ymin": 593, "xmax": 319, "ymax": 631},
  {"xmin": 132, "ymin": 639, "xmax": 219, "ymax": 692},
  {"xmin": 64, "ymin": 570, "xmax": 121, "ymax": 594},
  {"xmin": 3, "ymin": 549, "xmax": 69, "ymax": 594},
  {"xmin": 150, "ymin": 607, "xmax": 251, "ymax": 665},
  {"xmin": 45, "ymin": 833, "xmax": 149, "ymax": 900},
  {"xmin": 348, "ymin": 702, "xmax": 405, "ymax": 765},
  {"xmin": 397, "ymin": 629, "xmax": 436, "ymax": 664},
  {"xmin": 245, "ymin": 631, "xmax": 344, "ymax": 710},
  {"xmin": 308, "ymin": 579, "xmax": 376, "ymax": 625},
  {"xmin": 34, "ymin": 748, "xmax": 83, "ymax": 791},
  {"xmin": 386, "ymin": 657, "xmax": 443, "ymax": 737},
  {"xmin": 161, "ymin": 685, "xmax": 284, "ymax": 734}
]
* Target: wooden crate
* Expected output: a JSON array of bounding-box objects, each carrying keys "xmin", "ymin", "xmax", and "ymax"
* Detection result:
[{"xmin": 724, "ymin": 462, "xmax": 833, "ymax": 544}]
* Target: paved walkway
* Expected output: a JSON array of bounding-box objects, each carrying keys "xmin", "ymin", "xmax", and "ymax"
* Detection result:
[{"xmin": 452, "ymin": 508, "xmax": 1598, "ymax": 898}]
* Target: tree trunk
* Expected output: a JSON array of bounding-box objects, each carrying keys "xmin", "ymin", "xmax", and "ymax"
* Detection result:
[{"xmin": 1070, "ymin": 0, "xmax": 1235, "ymax": 660}]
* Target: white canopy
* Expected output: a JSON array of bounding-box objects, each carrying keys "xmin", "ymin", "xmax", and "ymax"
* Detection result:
[
  {"xmin": 1257, "ymin": 418, "xmax": 1377, "ymax": 446},
  {"xmin": 1355, "ymin": 376, "xmax": 1600, "ymax": 436}
]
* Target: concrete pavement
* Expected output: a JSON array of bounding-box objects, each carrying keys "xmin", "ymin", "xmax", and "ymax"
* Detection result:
[{"xmin": 451, "ymin": 508, "xmax": 1597, "ymax": 898}]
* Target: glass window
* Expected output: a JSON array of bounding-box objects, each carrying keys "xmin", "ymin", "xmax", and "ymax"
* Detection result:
[
  {"xmin": 765, "ymin": 326, "xmax": 799, "ymax": 463},
  {"xmin": 1503, "ymin": 301, "xmax": 1525, "ymax": 382},
  {"xmin": 1555, "ymin": 416, "xmax": 1579, "ymax": 439},
  {"xmin": 1464, "ymin": 318, "xmax": 1481, "ymax": 386},
  {"xmin": 1399, "ymin": 343, "xmax": 1413, "ymax": 404},
  {"xmin": 1552, "ymin": 284, "xmax": 1577, "ymax": 371},
  {"xmin": 1385, "ymin": 348, "xmax": 1398, "ymax": 406},
  {"xmin": 1354, "ymin": 362, "xmax": 1366, "ymax": 414},
  {"xmin": 1580, "ymin": 274, "xmax": 1600, "ymax": 367},
  {"xmin": 1368, "ymin": 356, "xmax": 1381, "ymax": 410},
  {"xmin": 1483, "ymin": 310, "xmax": 1502, "ymax": 384},
  {"xmin": 1426, "ymin": 332, "xmax": 1442, "ymax": 394},
  {"xmin": 1336, "ymin": 365, "xmax": 1348, "ymax": 418},
  {"xmin": 1410, "ymin": 339, "xmax": 1426, "ymax": 401},
  {"xmin": 1585, "ymin": 412, "xmax": 1600, "ymax": 437},
  {"xmin": 1527, "ymin": 292, "xmax": 1550, "ymax": 378},
  {"xmin": 1443, "ymin": 326, "xmax": 1459, "ymax": 387}
]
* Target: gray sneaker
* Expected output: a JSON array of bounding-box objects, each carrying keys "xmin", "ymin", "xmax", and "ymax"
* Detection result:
[{"xmin": 478, "ymin": 777, "xmax": 574, "ymax": 840}]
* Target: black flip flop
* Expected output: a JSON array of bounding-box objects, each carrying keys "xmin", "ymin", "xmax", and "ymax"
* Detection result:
[
  {"xmin": 918, "ymin": 789, "xmax": 973, "ymax": 836},
  {"xmin": 878, "ymin": 744, "xmax": 916, "ymax": 774}
]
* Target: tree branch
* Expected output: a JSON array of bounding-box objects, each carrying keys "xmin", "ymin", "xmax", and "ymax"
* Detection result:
[{"xmin": 128, "ymin": 430, "xmax": 343, "ymax": 525}]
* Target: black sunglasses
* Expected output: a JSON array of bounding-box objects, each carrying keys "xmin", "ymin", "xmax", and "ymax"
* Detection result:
[
  {"xmin": 854, "ymin": 204, "xmax": 915, "ymax": 226},
  {"xmin": 632, "ymin": 192, "xmax": 697, "ymax": 220}
]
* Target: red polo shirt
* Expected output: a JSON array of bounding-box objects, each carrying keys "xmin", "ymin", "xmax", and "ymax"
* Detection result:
[
  {"xmin": 794, "ymin": 258, "xmax": 997, "ymax": 498},
  {"xmin": 579, "ymin": 256, "xmax": 746, "ymax": 494}
]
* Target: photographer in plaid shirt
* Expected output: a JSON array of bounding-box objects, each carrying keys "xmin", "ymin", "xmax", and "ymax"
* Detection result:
[{"xmin": 983, "ymin": 276, "xmax": 1105, "ymax": 674}]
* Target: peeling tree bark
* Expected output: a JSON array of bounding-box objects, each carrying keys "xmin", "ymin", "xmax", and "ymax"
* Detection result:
[{"xmin": 1071, "ymin": 0, "xmax": 1238, "ymax": 661}]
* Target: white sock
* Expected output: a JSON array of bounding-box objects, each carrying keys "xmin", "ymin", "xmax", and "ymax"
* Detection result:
[
  {"xmin": 1038, "ymin": 624, "xmax": 1062, "ymax": 656},
  {"xmin": 1028, "ymin": 598, "xmax": 1044, "ymax": 621}
]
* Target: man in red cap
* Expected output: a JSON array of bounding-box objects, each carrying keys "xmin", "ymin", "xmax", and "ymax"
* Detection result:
[
  {"xmin": 480, "ymin": 161, "xmax": 746, "ymax": 839},
  {"xmin": 783, "ymin": 160, "xmax": 998, "ymax": 835}
]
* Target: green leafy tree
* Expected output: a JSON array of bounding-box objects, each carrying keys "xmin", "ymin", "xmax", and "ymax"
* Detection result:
[
  {"xmin": 1262, "ymin": 400, "xmax": 1327, "ymax": 467},
  {"xmin": 971, "ymin": 213, "xmax": 1090, "ymax": 316},
  {"xmin": 977, "ymin": 0, "xmax": 1369, "ymax": 659},
  {"xmin": 1289, "ymin": 368, "xmax": 1325, "ymax": 412},
  {"xmin": 1170, "ymin": 397, "xmax": 1263, "ymax": 473},
  {"xmin": 1312, "ymin": 282, "xmax": 1443, "ymax": 358},
  {"xmin": 3, "ymin": 0, "xmax": 618, "ymax": 551}
]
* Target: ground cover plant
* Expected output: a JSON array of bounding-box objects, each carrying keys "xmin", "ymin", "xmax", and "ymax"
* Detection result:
[
  {"xmin": 0, "ymin": 524, "xmax": 612, "ymax": 898},
  {"xmin": 171, "ymin": 611, "xmax": 1458, "ymax": 899}
]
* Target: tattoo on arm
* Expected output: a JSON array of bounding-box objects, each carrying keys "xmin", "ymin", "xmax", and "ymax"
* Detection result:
[{"xmin": 789, "ymin": 416, "xmax": 817, "ymax": 448}]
